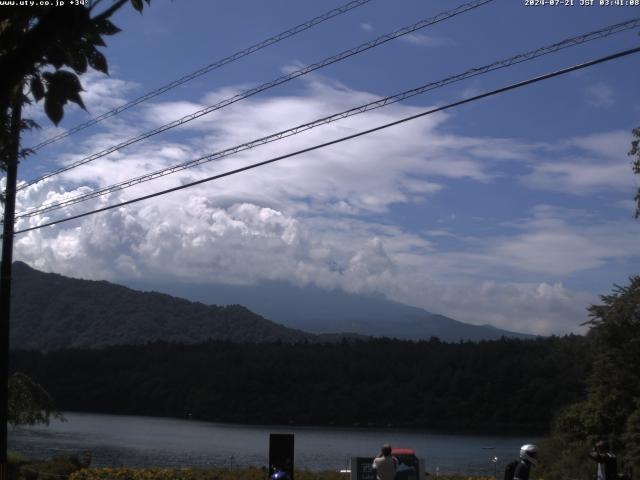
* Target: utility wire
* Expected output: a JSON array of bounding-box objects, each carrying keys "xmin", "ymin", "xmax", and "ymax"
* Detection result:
[
  {"xmin": 27, "ymin": 0, "xmax": 374, "ymax": 152},
  {"xmin": 11, "ymin": 46, "xmax": 640, "ymax": 238},
  {"xmin": 14, "ymin": 16, "xmax": 640, "ymax": 220},
  {"xmin": 17, "ymin": 0, "xmax": 495, "ymax": 191}
]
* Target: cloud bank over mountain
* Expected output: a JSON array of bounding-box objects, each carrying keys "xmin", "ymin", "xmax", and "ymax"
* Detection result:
[{"xmin": 12, "ymin": 71, "xmax": 640, "ymax": 336}]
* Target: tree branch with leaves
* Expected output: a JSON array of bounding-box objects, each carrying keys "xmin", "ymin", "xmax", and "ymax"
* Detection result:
[
  {"xmin": 0, "ymin": 0, "xmax": 150, "ymax": 142},
  {"xmin": 8, "ymin": 372, "xmax": 63, "ymax": 427}
]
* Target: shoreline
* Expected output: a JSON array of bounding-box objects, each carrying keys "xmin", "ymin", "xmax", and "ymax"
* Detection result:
[{"xmin": 52, "ymin": 410, "xmax": 547, "ymax": 437}]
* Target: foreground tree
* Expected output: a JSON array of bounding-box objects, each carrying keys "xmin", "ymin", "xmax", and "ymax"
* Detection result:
[
  {"xmin": 8, "ymin": 372, "xmax": 63, "ymax": 427},
  {"xmin": 630, "ymin": 127, "xmax": 640, "ymax": 217},
  {"xmin": 1, "ymin": 0, "xmax": 151, "ymax": 473},
  {"xmin": 541, "ymin": 277, "xmax": 640, "ymax": 479}
]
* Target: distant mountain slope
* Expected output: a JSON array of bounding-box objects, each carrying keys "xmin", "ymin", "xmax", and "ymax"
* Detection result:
[
  {"xmin": 10, "ymin": 262, "xmax": 311, "ymax": 351},
  {"xmin": 127, "ymin": 279, "xmax": 535, "ymax": 342}
]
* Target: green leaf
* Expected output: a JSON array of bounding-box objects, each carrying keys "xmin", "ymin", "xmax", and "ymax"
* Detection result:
[
  {"xmin": 56, "ymin": 70, "xmax": 86, "ymax": 110},
  {"xmin": 87, "ymin": 49, "xmax": 108, "ymax": 75},
  {"xmin": 58, "ymin": 70, "xmax": 82, "ymax": 87},
  {"xmin": 30, "ymin": 76, "xmax": 45, "ymax": 101},
  {"xmin": 20, "ymin": 119, "xmax": 40, "ymax": 131},
  {"xmin": 44, "ymin": 70, "xmax": 87, "ymax": 114},
  {"xmin": 95, "ymin": 18, "xmax": 121, "ymax": 36},
  {"xmin": 44, "ymin": 96, "xmax": 64, "ymax": 125},
  {"xmin": 131, "ymin": 0, "xmax": 144, "ymax": 12},
  {"xmin": 68, "ymin": 91, "xmax": 86, "ymax": 110},
  {"xmin": 66, "ymin": 47, "xmax": 88, "ymax": 74},
  {"xmin": 83, "ymin": 28, "xmax": 106, "ymax": 47},
  {"xmin": 19, "ymin": 147, "xmax": 36, "ymax": 160},
  {"xmin": 44, "ymin": 44, "xmax": 67, "ymax": 69}
]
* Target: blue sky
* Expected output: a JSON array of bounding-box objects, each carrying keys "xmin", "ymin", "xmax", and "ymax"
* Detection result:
[{"xmin": 11, "ymin": 0, "xmax": 640, "ymax": 335}]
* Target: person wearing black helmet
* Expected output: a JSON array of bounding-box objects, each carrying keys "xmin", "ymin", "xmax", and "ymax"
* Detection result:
[{"xmin": 513, "ymin": 444, "xmax": 538, "ymax": 480}]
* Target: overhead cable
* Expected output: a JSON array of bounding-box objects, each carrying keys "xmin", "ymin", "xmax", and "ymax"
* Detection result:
[
  {"xmin": 27, "ymin": 0, "xmax": 374, "ymax": 151},
  {"xmin": 18, "ymin": 0, "xmax": 495, "ymax": 191},
  {"xmin": 11, "ymin": 46, "xmax": 640, "ymax": 237},
  {"xmin": 14, "ymin": 16, "xmax": 640, "ymax": 220}
]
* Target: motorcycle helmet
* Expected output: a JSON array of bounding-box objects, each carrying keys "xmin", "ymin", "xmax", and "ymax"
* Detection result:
[{"xmin": 519, "ymin": 444, "xmax": 538, "ymax": 465}]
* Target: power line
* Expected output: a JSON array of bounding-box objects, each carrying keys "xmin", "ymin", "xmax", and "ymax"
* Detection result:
[
  {"xmin": 27, "ymin": 0, "xmax": 374, "ymax": 152},
  {"xmin": 11, "ymin": 46, "xmax": 640, "ymax": 238},
  {"xmin": 14, "ymin": 17, "xmax": 640, "ymax": 220},
  {"xmin": 17, "ymin": 0, "xmax": 495, "ymax": 191}
]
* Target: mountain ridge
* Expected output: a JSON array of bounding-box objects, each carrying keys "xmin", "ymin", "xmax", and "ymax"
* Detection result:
[
  {"xmin": 125, "ymin": 278, "xmax": 535, "ymax": 342},
  {"xmin": 11, "ymin": 261, "xmax": 534, "ymax": 351}
]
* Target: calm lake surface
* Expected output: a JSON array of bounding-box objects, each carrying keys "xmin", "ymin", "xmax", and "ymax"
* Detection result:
[{"xmin": 8, "ymin": 412, "xmax": 537, "ymax": 475}]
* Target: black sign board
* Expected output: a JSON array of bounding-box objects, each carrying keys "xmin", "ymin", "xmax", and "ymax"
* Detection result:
[{"xmin": 353, "ymin": 457, "xmax": 376, "ymax": 480}]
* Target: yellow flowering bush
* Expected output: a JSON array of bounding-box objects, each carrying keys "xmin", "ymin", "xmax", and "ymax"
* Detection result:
[
  {"xmin": 69, "ymin": 467, "xmax": 347, "ymax": 480},
  {"xmin": 68, "ymin": 468, "xmax": 497, "ymax": 480}
]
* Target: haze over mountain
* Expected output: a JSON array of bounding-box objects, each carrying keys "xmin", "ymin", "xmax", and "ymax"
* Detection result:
[
  {"xmin": 125, "ymin": 279, "xmax": 535, "ymax": 342},
  {"xmin": 11, "ymin": 261, "xmax": 533, "ymax": 351}
]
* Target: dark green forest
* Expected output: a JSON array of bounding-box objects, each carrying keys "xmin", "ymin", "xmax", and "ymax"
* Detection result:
[{"xmin": 11, "ymin": 335, "xmax": 589, "ymax": 433}]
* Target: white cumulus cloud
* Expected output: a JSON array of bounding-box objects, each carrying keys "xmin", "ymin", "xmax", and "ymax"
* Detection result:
[{"xmin": 8, "ymin": 74, "xmax": 639, "ymax": 336}]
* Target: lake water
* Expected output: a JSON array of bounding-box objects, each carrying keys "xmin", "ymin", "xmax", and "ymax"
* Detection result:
[{"xmin": 8, "ymin": 412, "xmax": 538, "ymax": 475}]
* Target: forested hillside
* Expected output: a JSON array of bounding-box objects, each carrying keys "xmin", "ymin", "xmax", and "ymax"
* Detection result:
[
  {"xmin": 10, "ymin": 262, "xmax": 311, "ymax": 350},
  {"xmin": 12, "ymin": 335, "xmax": 590, "ymax": 432}
]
